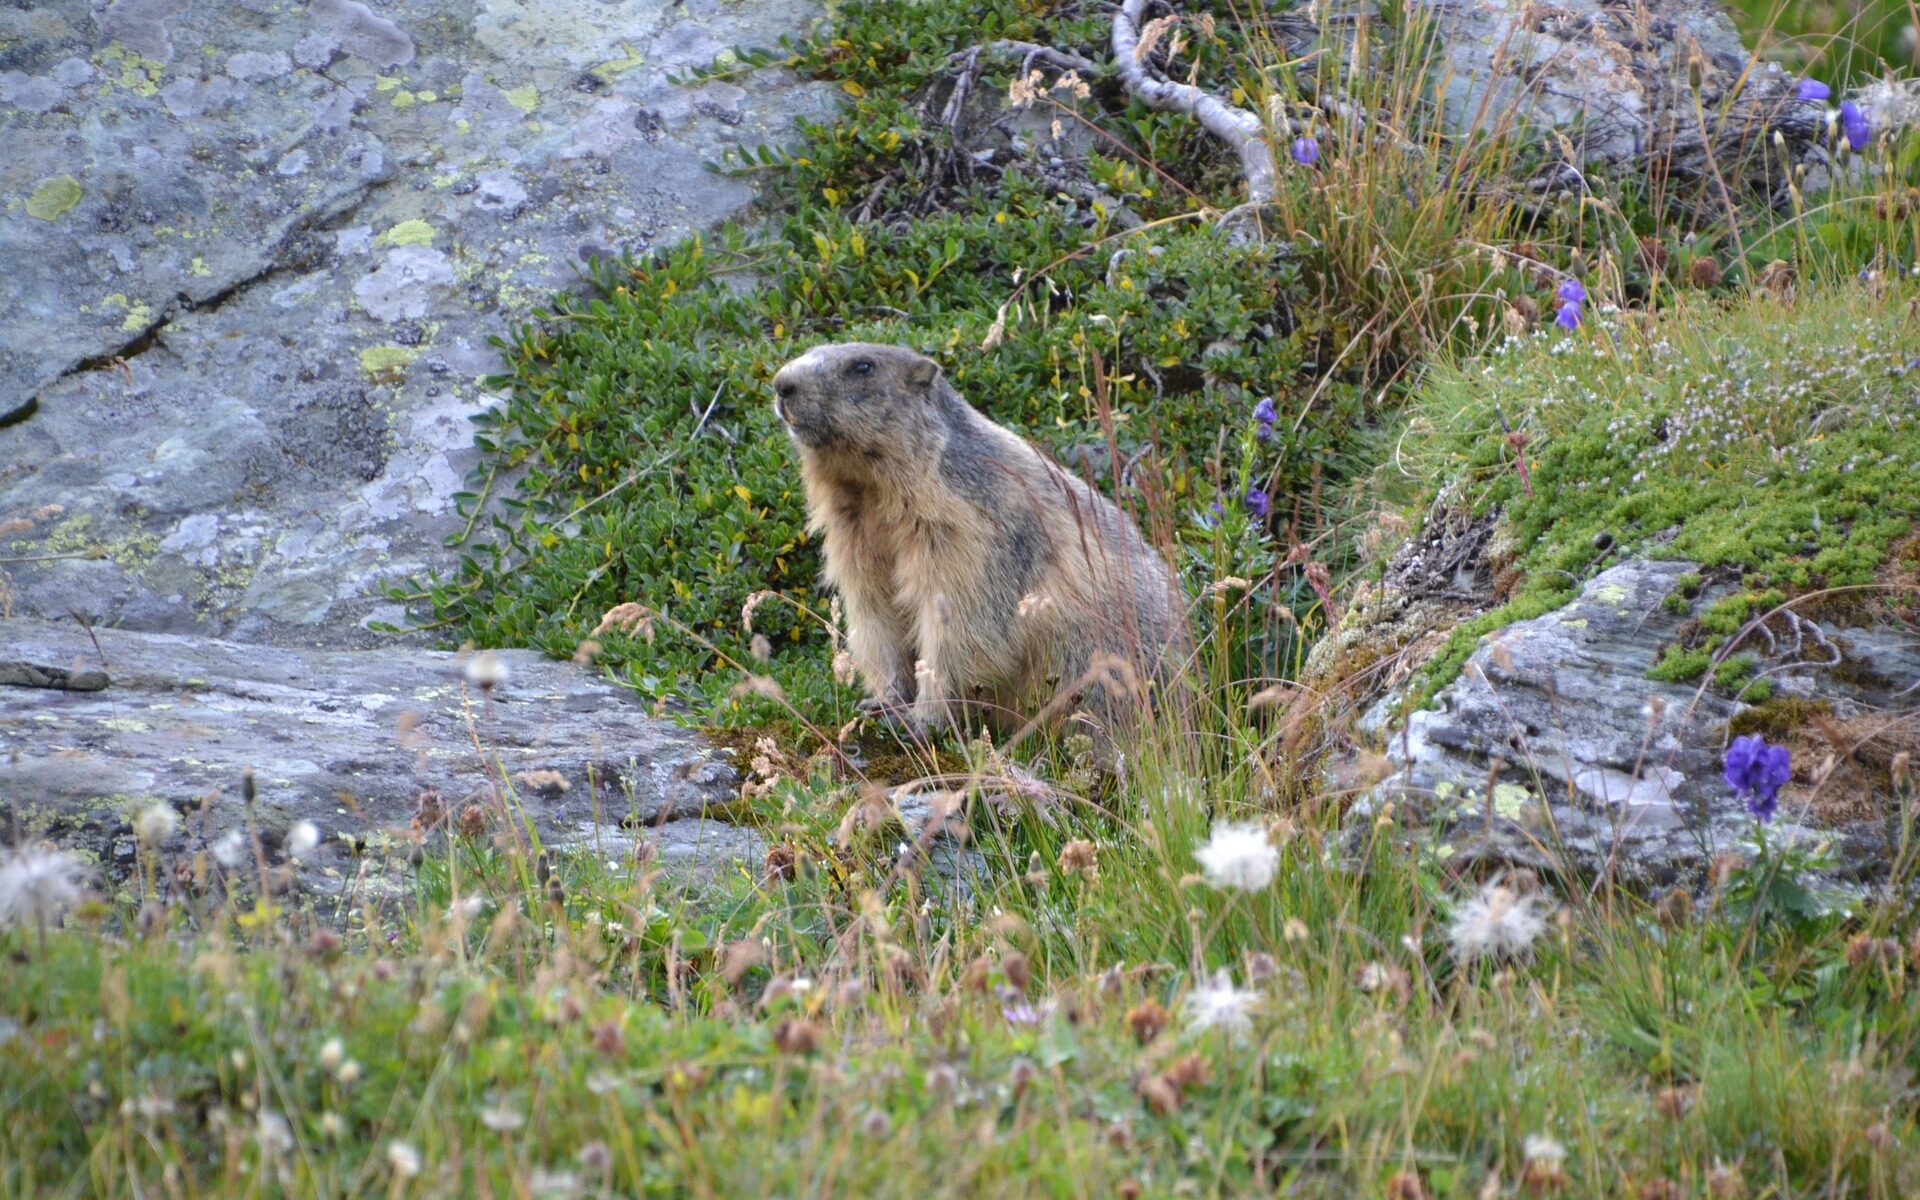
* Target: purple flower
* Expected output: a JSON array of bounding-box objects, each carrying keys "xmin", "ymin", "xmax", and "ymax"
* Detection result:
[
  {"xmin": 1290, "ymin": 135, "xmax": 1320, "ymax": 166},
  {"xmin": 1840, "ymin": 100, "xmax": 1870, "ymax": 152},
  {"xmin": 1244, "ymin": 486, "xmax": 1271, "ymax": 518},
  {"xmin": 1554, "ymin": 300, "xmax": 1583, "ymax": 330},
  {"xmin": 1252, "ymin": 396, "xmax": 1277, "ymax": 440},
  {"xmin": 1796, "ymin": 78, "xmax": 1831, "ymax": 102},
  {"xmin": 1002, "ymin": 1001, "xmax": 1044, "ymax": 1026},
  {"xmin": 1555, "ymin": 278, "xmax": 1587, "ymax": 306},
  {"xmin": 1724, "ymin": 734, "xmax": 1792, "ymax": 823}
]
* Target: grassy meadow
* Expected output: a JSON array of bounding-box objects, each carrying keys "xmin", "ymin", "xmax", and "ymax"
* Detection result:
[{"xmin": 5, "ymin": 0, "xmax": 1920, "ymax": 1196}]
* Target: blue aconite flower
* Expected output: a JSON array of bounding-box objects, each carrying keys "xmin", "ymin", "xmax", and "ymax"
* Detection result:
[
  {"xmin": 1290, "ymin": 135, "xmax": 1320, "ymax": 166},
  {"xmin": 1252, "ymin": 396, "xmax": 1277, "ymax": 440},
  {"xmin": 1797, "ymin": 78, "xmax": 1831, "ymax": 102},
  {"xmin": 1725, "ymin": 734, "xmax": 1792, "ymax": 823},
  {"xmin": 1554, "ymin": 300, "xmax": 1583, "ymax": 330},
  {"xmin": 1555, "ymin": 278, "xmax": 1587, "ymax": 306},
  {"xmin": 1244, "ymin": 487, "xmax": 1271, "ymax": 518},
  {"xmin": 1840, "ymin": 100, "xmax": 1871, "ymax": 152}
]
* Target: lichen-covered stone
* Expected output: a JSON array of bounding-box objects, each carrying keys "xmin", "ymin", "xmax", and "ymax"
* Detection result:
[
  {"xmin": 1351, "ymin": 558, "xmax": 1916, "ymax": 885},
  {"xmin": 0, "ymin": 617, "xmax": 757, "ymax": 881},
  {"xmin": 0, "ymin": 0, "xmax": 835, "ymax": 645}
]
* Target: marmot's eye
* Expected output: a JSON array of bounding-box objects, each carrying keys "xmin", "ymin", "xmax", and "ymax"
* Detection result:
[{"xmin": 850, "ymin": 359, "xmax": 874, "ymax": 376}]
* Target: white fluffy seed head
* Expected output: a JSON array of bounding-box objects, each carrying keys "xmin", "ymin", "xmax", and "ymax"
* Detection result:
[
  {"xmin": 135, "ymin": 804, "xmax": 178, "ymax": 847},
  {"xmin": 212, "ymin": 830, "xmax": 247, "ymax": 869},
  {"xmin": 386, "ymin": 1141, "xmax": 422, "ymax": 1178},
  {"xmin": 1448, "ymin": 881, "xmax": 1550, "ymax": 963},
  {"xmin": 1182, "ymin": 969, "xmax": 1259, "ymax": 1038},
  {"xmin": 463, "ymin": 650, "xmax": 508, "ymax": 689},
  {"xmin": 1194, "ymin": 822, "xmax": 1279, "ymax": 891},
  {"xmin": 1523, "ymin": 1134, "xmax": 1567, "ymax": 1166},
  {"xmin": 0, "ymin": 842, "xmax": 88, "ymax": 928},
  {"xmin": 287, "ymin": 821, "xmax": 320, "ymax": 858}
]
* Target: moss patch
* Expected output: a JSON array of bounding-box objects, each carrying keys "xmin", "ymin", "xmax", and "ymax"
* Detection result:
[{"xmin": 1407, "ymin": 283, "xmax": 1920, "ymax": 704}]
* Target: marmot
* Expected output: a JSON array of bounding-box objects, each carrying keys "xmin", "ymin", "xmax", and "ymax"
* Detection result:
[{"xmin": 771, "ymin": 342, "xmax": 1187, "ymax": 737}]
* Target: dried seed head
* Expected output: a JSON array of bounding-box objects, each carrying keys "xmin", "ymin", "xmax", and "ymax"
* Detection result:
[
  {"xmin": 511, "ymin": 769, "xmax": 570, "ymax": 796},
  {"xmin": 1384, "ymin": 1170, "xmax": 1429, "ymax": 1200},
  {"xmin": 1705, "ymin": 1161, "xmax": 1744, "ymax": 1198},
  {"xmin": 457, "ymin": 804, "xmax": 488, "ymax": 838},
  {"xmin": 1125, "ymin": 999, "xmax": 1169, "ymax": 1045},
  {"xmin": 1653, "ymin": 1085, "xmax": 1695, "ymax": 1120},
  {"xmin": 773, "ymin": 1018, "xmax": 819, "ymax": 1054},
  {"xmin": 1161, "ymin": 1053, "xmax": 1210, "ymax": 1091},
  {"xmin": 1056, "ymin": 839, "xmax": 1098, "ymax": 876},
  {"xmin": 1001, "ymin": 952, "xmax": 1031, "ymax": 994},
  {"xmin": 1137, "ymin": 1072, "xmax": 1180, "ymax": 1115},
  {"xmin": 741, "ymin": 590, "xmax": 774, "ymax": 633},
  {"xmin": 591, "ymin": 1020, "xmax": 625, "ymax": 1056}
]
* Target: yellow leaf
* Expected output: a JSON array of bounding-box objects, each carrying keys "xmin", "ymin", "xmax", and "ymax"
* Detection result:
[
  {"xmin": 841, "ymin": 79, "xmax": 866, "ymax": 98},
  {"xmin": 734, "ymin": 485, "xmax": 753, "ymax": 503}
]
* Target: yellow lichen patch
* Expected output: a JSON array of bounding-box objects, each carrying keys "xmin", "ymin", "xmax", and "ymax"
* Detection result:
[
  {"xmin": 1492, "ymin": 783, "xmax": 1532, "ymax": 820},
  {"xmin": 359, "ymin": 345, "xmax": 418, "ymax": 379},
  {"xmin": 383, "ymin": 220, "xmax": 435, "ymax": 246},
  {"xmin": 121, "ymin": 300, "xmax": 153, "ymax": 332},
  {"xmin": 591, "ymin": 43, "xmax": 646, "ymax": 82},
  {"xmin": 26, "ymin": 175, "xmax": 84, "ymax": 221},
  {"xmin": 504, "ymin": 85, "xmax": 539, "ymax": 114}
]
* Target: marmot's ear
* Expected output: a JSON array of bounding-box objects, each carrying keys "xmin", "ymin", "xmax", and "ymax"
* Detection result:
[{"xmin": 907, "ymin": 354, "xmax": 942, "ymax": 393}]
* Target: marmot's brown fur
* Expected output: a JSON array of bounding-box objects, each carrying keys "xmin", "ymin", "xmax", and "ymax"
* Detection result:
[{"xmin": 772, "ymin": 342, "xmax": 1187, "ymax": 736}]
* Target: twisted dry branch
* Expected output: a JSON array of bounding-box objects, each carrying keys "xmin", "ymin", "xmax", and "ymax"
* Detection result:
[{"xmin": 1109, "ymin": 0, "xmax": 1276, "ymax": 205}]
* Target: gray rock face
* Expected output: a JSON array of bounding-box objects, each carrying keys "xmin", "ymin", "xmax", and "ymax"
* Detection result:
[
  {"xmin": 0, "ymin": 0, "xmax": 833, "ymax": 646},
  {"xmin": 0, "ymin": 616, "xmax": 761, "ymax": 881},
  {"xmin": 1275, "ymin": 0, "xmax": 1828, "ymax": 181},
  {"xmin": 1357, "ymin": 559, "xmax": 1917, "ymax": 885}
]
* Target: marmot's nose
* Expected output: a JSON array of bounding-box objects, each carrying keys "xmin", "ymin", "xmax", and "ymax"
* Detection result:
[{"xmin": 774, "ymin": 379, "xmax": 797, "ymax": 401}]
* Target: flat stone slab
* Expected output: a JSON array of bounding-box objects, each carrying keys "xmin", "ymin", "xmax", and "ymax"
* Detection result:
[
  {"xmin": 0, "ymin": 617, "xmax": 759, "ymax": 880},
  {"xmin": 0, "ymin": 0, "xmax": 832, "ymax": 646},
  {"xmin": 1357, "ymin": 558, "xmax": 1918, "ymax": 885}
]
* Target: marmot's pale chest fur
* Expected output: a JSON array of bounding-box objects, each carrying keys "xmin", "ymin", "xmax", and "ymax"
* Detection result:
[{"xmin": 772, "ymin": 342, "xmax": 1185, "ymax": 735}]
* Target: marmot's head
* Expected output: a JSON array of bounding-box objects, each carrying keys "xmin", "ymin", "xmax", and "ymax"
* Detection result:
[{"xmin": 771, "ymin": 343, "xmax": 944, "ymax": 455}]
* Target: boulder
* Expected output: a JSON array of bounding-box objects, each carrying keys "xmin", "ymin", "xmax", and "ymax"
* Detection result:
[
  {"xmin": 0, "ymin": 616, "xmax": 761, "ymax": 885},
  {"xmin": 1349, "ymin": 558, "xmax": 1919, "ymax": 885},
  {"xmin": 0, "ymin": 0, "xmax": 833, "ymax": 646}
]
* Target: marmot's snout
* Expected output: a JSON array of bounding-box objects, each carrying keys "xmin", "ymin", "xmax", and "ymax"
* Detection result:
[
  {"xmin": 771, "ymin": 345, "xmax": 909, "ymax": 450},
  {"xmin": 770, "ymin": 355, "xmax": 831, "ymax": 444}
]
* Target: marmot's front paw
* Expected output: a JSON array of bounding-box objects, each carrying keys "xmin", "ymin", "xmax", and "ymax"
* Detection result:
[{"xmin": 858, "ymin": 695, "xmax": 931, "ymax": 737}]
